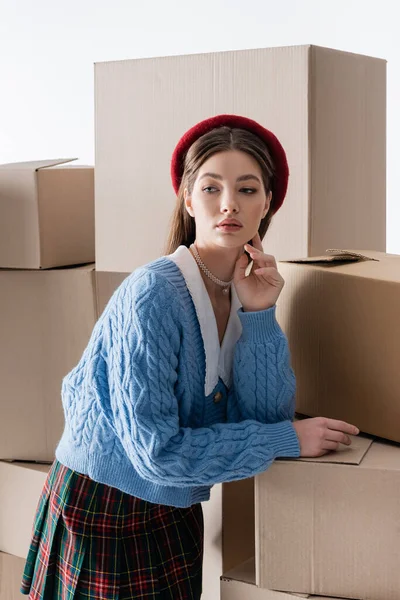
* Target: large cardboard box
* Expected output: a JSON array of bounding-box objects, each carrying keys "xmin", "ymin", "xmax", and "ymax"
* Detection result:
[
  {"xmin": 221, "ymin": 558, "xmax": 344, "ymax": 600},
  {"xmin": 0, "ymin": 265, "xmax": 97, "ymax": 461},
  {"xmin": 0, "ymin": 552, "xmax": 26, "ymax": 599},
  {"xmin": 0, "ymin": 159, "xmax": 94, "ymax": 268},
  {"xmin": 255, "ymin": 436, "xmax": 400, "ymax": 599},
  {"xmin": 277, "ymin": 250, "xmax": 400, "ymax": 443},
  {"xmin": 95, "ymin": 45, "xmax": 386, "ymax": 273},
  {"xmin": 0, "ymin": 462, "xmax": 50, "ymax": 559}
]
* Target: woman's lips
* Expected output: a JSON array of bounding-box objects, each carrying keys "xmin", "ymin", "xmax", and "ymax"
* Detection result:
[{"xmin": 217, "ymin": 224, "xmax": 242, "ymax": 232}]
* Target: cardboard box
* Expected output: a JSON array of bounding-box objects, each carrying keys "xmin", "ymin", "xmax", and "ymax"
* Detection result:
[
  {"xmin": 0, "ymin": 265, "xmax": 97, "ymax": 461},
  {"xmin": 0, "ymin": 159, "xmax": 94, "ymax": 268},
  {"xmin": 277, "ymin": 250, "xmax": 400, "ymax": 443},
  {"xmin": 0, "ymin": 462, "xmax": 50, "ymax": 559},
  {"xmin": 0, "ymin": 552, "xmax": 26, "ymax": 599},
  {"xmin": 222, "ymin": 477, "xmax": 256, "ymax": 572},
  {"xmin": 95, "ymin": 45, "xmax": 386, "ymax": 273},
  {"xmin": 221, "ymin": 558, "xmax": 345, "ymax": 600},
  {"xmin": 255, "ymin": 436, "xmax": 400, "ymax": 599},
  {"xmin": 95, "ymin": 270, "xmax": 129, "ymax": 316}
]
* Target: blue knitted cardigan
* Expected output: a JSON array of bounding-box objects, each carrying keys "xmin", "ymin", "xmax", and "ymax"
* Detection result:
[{"xmin": 56, "ymin": 246, "xmax": 300, "ymax": 508}]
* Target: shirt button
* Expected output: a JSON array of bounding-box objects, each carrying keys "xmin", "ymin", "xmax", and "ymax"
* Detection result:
[{"xmin": 213, "ymin": 391, "xmax": 223, "ymax": 403}]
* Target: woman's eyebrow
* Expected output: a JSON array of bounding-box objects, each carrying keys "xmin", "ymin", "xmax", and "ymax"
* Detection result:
[
  {"xmin": 199, "ymin": 173, "xmax": 261, "ymax": 182},
  {"xmin": 199, "ymin": 172, "xmax": 223, "ymax": 180},
  {"xmin": 236, "ymin": 174, "xmax": 261, "ymax": 183}
]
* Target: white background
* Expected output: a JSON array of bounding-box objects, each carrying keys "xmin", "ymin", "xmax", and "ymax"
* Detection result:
[{"xmin": 0, "ymin": 0, "xmax": 398, "ymax": 252}]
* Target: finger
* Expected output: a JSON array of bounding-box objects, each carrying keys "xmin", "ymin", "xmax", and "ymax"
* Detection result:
[
  {"xmin": 322, "ymin": 441, "xmax": 340, "ymax": 451},
  {"xmin": 245, "ymin": 246, "xmax": 278, "ymax": 268},
  {"xmin": 325, "ymin": 419, "xmax": 359, "ymax": 435},
  {"xmin": 253, "ymin": 267, "xmax": 284, "ymax": 287},
  {"xmin": 233, "ymin": 253, "xmax": 250, "ymax": 282},
  {"xmin": 325, "ymin": 430, "xmax": 352, "ymax": 446}
]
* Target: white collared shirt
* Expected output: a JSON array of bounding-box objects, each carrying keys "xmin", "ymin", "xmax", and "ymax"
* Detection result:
[{"xmin": 168, "ymin": 245, "xmax": 243, "ymax": 396}]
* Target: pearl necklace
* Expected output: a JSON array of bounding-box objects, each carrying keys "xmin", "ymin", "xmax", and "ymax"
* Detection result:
[{"xmin": 190, "ymin": 244, "xmax": 233, "ymax": 295}]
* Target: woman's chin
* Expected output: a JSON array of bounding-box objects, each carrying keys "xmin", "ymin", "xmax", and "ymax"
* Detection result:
[{"xmin": 214, "ymin": 232, "xmax": 253, "ymax": 248}]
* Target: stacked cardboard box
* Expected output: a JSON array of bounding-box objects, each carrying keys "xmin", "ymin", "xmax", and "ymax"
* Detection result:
[
  {"xmin": 94, "ymin": 45, "xmax": 387, "ymax": 600},
  {"xmin": 254, "ymin": 434, "xmax": 400, "ymax": 599},
  {"xmin": 0, "ymin": 159, "xmax": 95, "ymax": 596},
  {"xmin": 222, "ymin": 251, "xmax": 400, "ymax": 600},
  {"xmin": 221, "ymin": 557, "xmax": 343, "ymax": 600},
  {"xmin": 277, "ymin": 250, "xmax": 400, "ymax": 444},
  {"xmin": 255, "ymin": 250, "xmax": 400, "ymax": 600}
]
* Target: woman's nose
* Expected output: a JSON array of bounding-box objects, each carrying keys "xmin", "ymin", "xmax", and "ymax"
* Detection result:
[{"xmin": 220, "ymin": 190, "xmax": 239, "ymax": 213}]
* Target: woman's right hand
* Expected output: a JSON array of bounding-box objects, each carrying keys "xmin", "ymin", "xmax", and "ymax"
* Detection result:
[{"xmin": 293, "ymin": 417, "xmax": 360, "ymax": 457}]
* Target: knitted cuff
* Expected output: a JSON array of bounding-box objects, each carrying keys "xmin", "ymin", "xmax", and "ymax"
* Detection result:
[{"xmin": 237, "ymin": 305, "xmax": 283, "ymax": 343}]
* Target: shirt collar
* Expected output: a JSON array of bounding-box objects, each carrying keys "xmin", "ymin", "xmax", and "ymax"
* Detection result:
[{"xmin": 168, "ymin": 245, "xmax": 242, "ymax": 395}]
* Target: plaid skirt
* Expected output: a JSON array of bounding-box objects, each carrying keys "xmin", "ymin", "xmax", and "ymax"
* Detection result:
[{"xmin": 21, "ymin": 460, "xmax": 204, "ymax": 599}]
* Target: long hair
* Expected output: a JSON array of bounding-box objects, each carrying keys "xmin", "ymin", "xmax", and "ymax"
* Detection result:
[{"xmin": 165, "ymin": 126, "xmax": 276, "ymax": 255}]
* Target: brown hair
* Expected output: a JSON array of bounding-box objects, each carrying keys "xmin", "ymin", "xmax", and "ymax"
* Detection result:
[{"xmin": 165, "ymin": 126, "xmax": 276, "ymax": 255}]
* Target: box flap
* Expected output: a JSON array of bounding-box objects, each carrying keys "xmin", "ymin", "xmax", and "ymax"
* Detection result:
[
  {"xmin": 360, "ymin": 440, "xmax": 400, "ymax": 471},
  {"xmin": 285, "ymin": 249, "xmax": 379, "ymax": 264},
  {"xmin": 0, "ymin": 158, "xmax": 77, "ymax": 171},
  {"xmin": 299, "ymin": 434, "xmax": 373, "ymax": 465}
]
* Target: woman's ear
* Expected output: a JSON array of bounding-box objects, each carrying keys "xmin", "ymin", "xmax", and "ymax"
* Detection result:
[
  {"xmin": 184, "ymin": 188, "xmax": 195, "ymax": 217},
  {"xmin": 262, "ymin": 191, "xmax": 273, "ymax": 218}
]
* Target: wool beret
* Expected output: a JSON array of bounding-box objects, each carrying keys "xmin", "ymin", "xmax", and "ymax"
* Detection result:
[{"xmin": 170, "ymin": 114, "xmax": 289, "ymax": 213}]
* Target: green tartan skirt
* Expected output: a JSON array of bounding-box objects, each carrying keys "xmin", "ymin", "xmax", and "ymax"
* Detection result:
[{"xmin": 21, "ymin": 460, "xmax": 204, "ymax": 599}]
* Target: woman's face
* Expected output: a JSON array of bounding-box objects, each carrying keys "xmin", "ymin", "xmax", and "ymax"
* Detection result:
[{"xmin": 184, "ymin": 150, "xmax": 271, "ymax": 249}]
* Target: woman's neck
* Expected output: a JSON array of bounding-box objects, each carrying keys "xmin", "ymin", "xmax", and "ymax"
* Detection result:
[{"xmin": 191, "ymin": 241, "xmax": 240, "ymax": 283}]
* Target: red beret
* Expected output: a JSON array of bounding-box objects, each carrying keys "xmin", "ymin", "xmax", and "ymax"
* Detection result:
[{"xmin": 170, "ymin": 114, "xmax": 289, "ymax": 213}]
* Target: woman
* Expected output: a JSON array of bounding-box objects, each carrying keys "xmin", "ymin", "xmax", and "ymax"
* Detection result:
[{"xmin": 21, "ymin": 114, "xmax": 359, "ymax": 599}]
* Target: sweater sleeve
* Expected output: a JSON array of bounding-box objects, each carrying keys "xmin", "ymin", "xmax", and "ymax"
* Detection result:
[
  {"xmin": 227, "ymin": 306, "xmax": 297, "ymax": 425},
  {"xmin": 105, "ymin": 271, "xmax": 300, "ymax": 488}
]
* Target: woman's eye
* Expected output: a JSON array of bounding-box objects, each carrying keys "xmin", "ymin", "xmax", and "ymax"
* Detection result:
[
  {"xmin": 202, "ymin": 186, "xmax": 218, "ymax": 193},
  {"xmin": 240, "ymin": 187, "xmax": 257, "ymax": 194}
]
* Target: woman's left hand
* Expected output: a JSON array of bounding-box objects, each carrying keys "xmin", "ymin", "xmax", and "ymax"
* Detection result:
[{"xmin": 233, "ymin": 233, "xmax": 284, "ymax": 312}]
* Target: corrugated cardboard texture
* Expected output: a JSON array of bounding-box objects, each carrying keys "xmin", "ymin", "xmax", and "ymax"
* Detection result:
[
  {"xmin": 0, "ymin": 159, "xmax": 94, "ymax": 268},
  {"xmin": 0, "ymin": 552, "xmax": 26, "ymax": 599},
  {"xmin": 0, "ymin": 462, "xmax": 49, "ymax": 558},
  {"xmin": 95, "ymin": 45, "xmax": 385, "ymax": 273},
  {"xmin": 277, "ymin": 251, "xmax": 400, "ymax": 443},
  {"xmin": 0, "ymin": 265, "xmax": 97, "ymax": 461},
  {"xmin": 309, "ymin": 47, "xmax": 386, "ymax": 255},
  {"xmin": 255, "ymin": 440, "xmax": 400, "ymax": 599},
  {"xmin": 221, "ymin": 559, "xmax": 344, "ymax": 600}
]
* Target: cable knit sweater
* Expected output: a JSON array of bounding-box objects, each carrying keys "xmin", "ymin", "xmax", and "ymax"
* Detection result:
[{"xmin": 56, "ymin": 245, "xmax": 300, "ymax": 508}]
